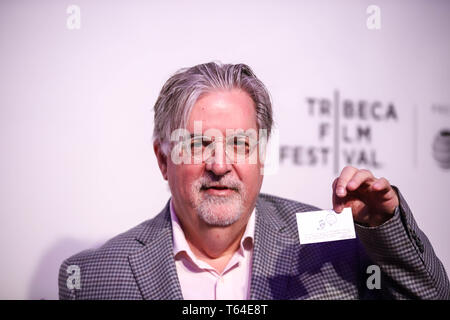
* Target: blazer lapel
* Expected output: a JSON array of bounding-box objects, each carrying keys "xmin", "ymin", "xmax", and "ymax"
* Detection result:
[
  {"xmin": 128, "ymin": 201, "xmax": 183, "ymax": 300},
  {"xmin": 128, "ymin": 196, "xmax": 301, "ymax": 300},
  {"xmin": 250, "ymin": 196, "xmax": 298, "ymax": 300}
]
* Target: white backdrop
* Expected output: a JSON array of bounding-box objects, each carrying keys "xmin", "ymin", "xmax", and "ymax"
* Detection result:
[{"xmin": 1, "ymin": 0, "xmax": 449, "ymax": 299}]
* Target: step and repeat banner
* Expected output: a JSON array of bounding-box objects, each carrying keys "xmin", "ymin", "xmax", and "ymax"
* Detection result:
[{"xmin": 0, "ymin": 0, "xmax": 449, "ymax": 299}]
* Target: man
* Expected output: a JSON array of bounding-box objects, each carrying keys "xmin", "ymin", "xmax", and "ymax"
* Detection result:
[{"xmin": 59, "ymin": 62, "xmax": 450, "ymax": 299}]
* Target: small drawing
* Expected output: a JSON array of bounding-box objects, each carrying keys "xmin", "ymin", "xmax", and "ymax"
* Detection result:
[
  {"xmin": 326, "ymin": 214, "xmax": 337, "ymax": 226},
  {"xmin": 317, "ymin": 219, "xmax": 326, "ymax": 230}
]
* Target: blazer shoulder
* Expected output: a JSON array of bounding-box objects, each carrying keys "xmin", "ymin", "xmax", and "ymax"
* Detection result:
[
  {"xmin": 61, "ymin": 205, "xmax": 170, "ymax": 268},
  {"xmin": 257, "ymin": 192, "xmax": 320, "ymax": 229},
  {"xmin": 258, "ymin": 192, "xmax": 320, "ymax": 214},
  {"xmin": 58, "ymin": 205, "xmax": 171, "ymax": 299}
]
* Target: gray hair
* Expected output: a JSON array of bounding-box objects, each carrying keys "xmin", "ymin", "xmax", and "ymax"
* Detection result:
[{"xmin": 152, "ymin": 62, "xmax": 273, "ymax": 154}]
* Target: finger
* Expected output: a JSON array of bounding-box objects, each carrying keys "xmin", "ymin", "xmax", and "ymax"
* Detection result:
[
  {"xmin": 372, "ymin": 177, "xmax": 391, "ymax": 192},
  {"xmin": 347, "ymin": 169, "xmax": 375, "ymax": 191},
  {"xmin": 372, "ymin": 177, "xmax": 399, "ymax": 213},
  {"xmin": 332, "ymin": 177, "xmax": 338, "ymax": 191},
  {"xmin": 332, "ymin": 178, "xmax": 339, "ymax": 208},
  {"xmin": 332, "ymin": 177, "xmax": 347, "ymax": 213},
  {"xmin": 335, "ymin": 166, "xmax": 358, "ymax": 197},
  {"xmin": 333, "ymin": 192, "xmax": 352, "ymax": 213},
  {"xmin": 332, "ymin": 190, "xmax": 343, "ymax": 213},
  {"xmin": 372, "ymin": 177, "xmax": 398, "ymax": 202}
]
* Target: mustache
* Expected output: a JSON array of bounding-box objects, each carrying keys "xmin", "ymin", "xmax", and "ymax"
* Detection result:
[{"xmin": 195, "ymin": 176, "xmax": 242, "ymax": 191}]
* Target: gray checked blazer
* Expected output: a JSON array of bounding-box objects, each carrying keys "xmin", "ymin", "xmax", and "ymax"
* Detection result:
[{"xmin": 59, "ymin": 190, "xmax": 450, "ymax": 299}]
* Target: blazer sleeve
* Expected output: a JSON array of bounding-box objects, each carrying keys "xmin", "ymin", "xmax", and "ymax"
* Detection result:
[{"xmin": 354, "ymin": 187, "xmax": 450, "ymax": 299}]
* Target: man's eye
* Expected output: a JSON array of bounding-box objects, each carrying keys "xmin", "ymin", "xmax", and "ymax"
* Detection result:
[
  {"xmin": 234, "ymin": 137, "xmax": 249, "ymax": 146},
  {"xmin": 190, "ymin": 138, "xmax": 211, "ymax": 149},
  {"xmin": 191, "ymin": 141, "xmax": 202, "ymax": 148},
  {"xmin": 230, "ymin": 137, "xmax": 250, "ymax": 154}
]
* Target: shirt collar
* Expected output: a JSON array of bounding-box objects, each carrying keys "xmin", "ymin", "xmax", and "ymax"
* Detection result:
[{"xmin": 170, "ymin": 199, "xmax": 255, "ymax": 260}]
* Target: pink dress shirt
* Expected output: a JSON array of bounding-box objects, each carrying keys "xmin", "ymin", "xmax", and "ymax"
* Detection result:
[{"xmin": 169, "ymin": 200, "xmax": 255, "ymax": 300}]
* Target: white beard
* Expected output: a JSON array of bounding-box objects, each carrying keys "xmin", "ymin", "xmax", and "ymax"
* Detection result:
[{"xmin": 190, "ymin": 176, "xmax": 246, "ymax": 226}]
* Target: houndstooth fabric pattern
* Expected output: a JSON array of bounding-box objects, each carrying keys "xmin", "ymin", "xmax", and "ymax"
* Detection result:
[{"xmin": 59, "ymin": 190, "xmax": 450, "ymax": 300}]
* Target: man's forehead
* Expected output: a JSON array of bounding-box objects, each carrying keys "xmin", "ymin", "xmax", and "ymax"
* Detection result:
[
  {"xmin": 187, "ymin": 89, "xmax": 258, "ymax": 130},
  {"xmin": 186, "ymin": 120, "xmax": 259, "ymax": 137}
]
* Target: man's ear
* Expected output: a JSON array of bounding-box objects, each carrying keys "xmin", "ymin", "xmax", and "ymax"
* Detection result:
[{"xmin": 154, "ymin": 141, "xmax": 168, "ymax": 181}]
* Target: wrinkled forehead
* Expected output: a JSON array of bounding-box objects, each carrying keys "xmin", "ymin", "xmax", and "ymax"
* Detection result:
[{"xmin": 186, "ymin": 89, "xmax": 258, "ymax": 134}]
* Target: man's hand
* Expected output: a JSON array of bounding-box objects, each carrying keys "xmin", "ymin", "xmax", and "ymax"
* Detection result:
[{"xmin": 332, "ymin": 166, "xmax": 399, "ymax": 227}]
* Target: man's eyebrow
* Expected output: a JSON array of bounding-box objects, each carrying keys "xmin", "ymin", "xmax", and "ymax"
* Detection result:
[
  {"xmin": 188, "ymin": 132, "xmax": 256, "ymax": 140},
  {"xmin": 189, "ymin": 133, "xmax": 212, "ymax": 139}
]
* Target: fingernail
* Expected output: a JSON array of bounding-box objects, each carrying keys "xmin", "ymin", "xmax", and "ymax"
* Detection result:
[{"xmin": 337, "ymin": 187, "xmax": 345, "ymax": 196}]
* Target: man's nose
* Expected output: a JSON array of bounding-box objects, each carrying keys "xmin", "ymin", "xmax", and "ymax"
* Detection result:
[{"xmin": 205, "ymin": 142, "xmax": 232, "ymax": 175}]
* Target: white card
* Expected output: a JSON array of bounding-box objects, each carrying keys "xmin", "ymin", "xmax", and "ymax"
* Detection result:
[{"xmin": 295, "ymin": 208, "xmax": 356, "ymax": 245}]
